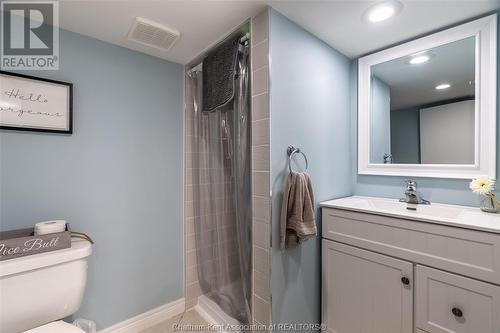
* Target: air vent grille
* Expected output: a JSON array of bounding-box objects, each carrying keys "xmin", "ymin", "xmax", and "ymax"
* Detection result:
[{"xmin": 128, "ymin": 17, "xmax": 180, "ymax": 51}]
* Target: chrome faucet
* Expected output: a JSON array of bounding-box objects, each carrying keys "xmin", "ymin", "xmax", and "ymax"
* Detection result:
[{"xmin": 400, "ymin": 180, "xmax": 430, "ymax": 206}]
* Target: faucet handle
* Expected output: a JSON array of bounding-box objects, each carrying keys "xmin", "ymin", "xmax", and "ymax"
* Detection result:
[
  {"xmin": 405, "ymin": 180, "xmax": 417, "ymax": 191},
  {"xmin": 405, "ymin": 180, "xmax": 416, "ymax": 186}
]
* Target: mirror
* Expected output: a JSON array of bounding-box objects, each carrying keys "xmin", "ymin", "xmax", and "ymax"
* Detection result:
[
  {"xmin": 358, "ymin": 15, "xmax": 497, "ymax": 179},
  {"xmin": 370, "ymin": 36, "xmax": 476, "ymax": 165}
]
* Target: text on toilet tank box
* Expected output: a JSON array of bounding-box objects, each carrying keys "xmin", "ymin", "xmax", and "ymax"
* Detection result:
[
  {"xmin": 0, "ymin": 227, "xmax": 70, "ymax": 261},
  {"xmin": 0, "ymin": 237, "xmax": 60, "ymax": 256}
]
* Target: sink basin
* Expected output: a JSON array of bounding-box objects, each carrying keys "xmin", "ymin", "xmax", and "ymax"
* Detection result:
[
  {"xmin": 320, "ymin": 196, "xmax": 500, "ymax": 234},
  {"xmin": 370, "ymin": 200, "xmax": 463, "ymax": 219}
]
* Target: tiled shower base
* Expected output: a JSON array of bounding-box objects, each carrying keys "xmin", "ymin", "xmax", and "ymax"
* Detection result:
[{"xmin": 195, "ymin": 295, "xmax": 242, "ymax": 333}]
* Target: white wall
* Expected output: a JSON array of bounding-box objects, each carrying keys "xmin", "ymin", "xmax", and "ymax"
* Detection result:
[{"xmin": 420, "ymin": 100, "xmax": 475, "ymax": 164}]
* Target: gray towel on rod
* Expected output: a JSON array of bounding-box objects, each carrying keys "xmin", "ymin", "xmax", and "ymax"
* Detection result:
[
  {"xmin": 202, "ymin": 35, "xmax": 240, "ymax": 112},
  {"xmin": 280, "ymin": 171, "xmax": 316, "ymax": 249}
]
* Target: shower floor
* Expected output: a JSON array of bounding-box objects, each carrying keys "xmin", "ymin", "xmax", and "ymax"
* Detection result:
[{"xmin": 196, "ymin": 294, "xmax": 242, "ymax": 330}]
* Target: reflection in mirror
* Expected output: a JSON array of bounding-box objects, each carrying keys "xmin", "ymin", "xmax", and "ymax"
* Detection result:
[{"xmin": 370, "ymin": 36, "xmax": 476, "ymax": 165}]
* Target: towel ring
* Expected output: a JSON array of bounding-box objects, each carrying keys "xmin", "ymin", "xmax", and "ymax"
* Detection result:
[{"xmin": 287, "ymin": 145, "xmax": 308, "ymax": 172}]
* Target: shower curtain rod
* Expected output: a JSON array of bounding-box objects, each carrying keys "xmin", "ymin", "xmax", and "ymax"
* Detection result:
[{"xmin": 187, "ymin": 32, "xmax": 250, "ymax": 76}]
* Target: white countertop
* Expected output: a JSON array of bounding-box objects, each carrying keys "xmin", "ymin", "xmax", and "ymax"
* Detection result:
[{"xmin": 320, "ymin": 196, "xmax": 500, "ymax": 234}]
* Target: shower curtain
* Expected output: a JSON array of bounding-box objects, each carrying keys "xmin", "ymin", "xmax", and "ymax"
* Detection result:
[{"xmin": 186, "ymin": 40, "xmax": 251, "ymax": 323}]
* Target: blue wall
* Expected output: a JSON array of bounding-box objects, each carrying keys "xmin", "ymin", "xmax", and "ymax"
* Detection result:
[
  {"xmin": 370, "ymin": 77, "xmax": 391, "ymax": 163},
  {"xmin": 269, "ymin": 10, "xmax": 353, "ymax": 329},
  {"xmin": 0, "ymin": 29, "xmax": 184, "ymax": 329},
  {"xmin": 352, "ymin": 17, "xmax": 500, "ymax": 206},
  {"xmin": 390, "ymin": 107, "xmax": 421, "ymax": 164}
]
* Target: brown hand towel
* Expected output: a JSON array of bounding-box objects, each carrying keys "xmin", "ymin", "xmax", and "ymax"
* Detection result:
[{"xmin": 280, "ymin": 171, "xmax": 316, "ymax": 249}]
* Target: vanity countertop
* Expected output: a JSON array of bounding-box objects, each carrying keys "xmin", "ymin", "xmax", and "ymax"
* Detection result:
[{"xmin": 320, "ymin": 196, "xmax": 500, "ymax": 234}]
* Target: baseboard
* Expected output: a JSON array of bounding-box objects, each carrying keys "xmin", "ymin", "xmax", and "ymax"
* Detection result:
[{"xmin": 99, "ymin": 298, "xmax": 185, "ymax": 333}]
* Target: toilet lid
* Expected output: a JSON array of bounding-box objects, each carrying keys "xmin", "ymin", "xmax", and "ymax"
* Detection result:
[{"xmin": 23, "ymin": 321, "xmax": 85, "ymax": 333}]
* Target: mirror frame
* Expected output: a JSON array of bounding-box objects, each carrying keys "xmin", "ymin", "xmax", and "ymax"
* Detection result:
[{"xmin": 358, "ymin": 14, "xmax": 497, "ymax": 179}]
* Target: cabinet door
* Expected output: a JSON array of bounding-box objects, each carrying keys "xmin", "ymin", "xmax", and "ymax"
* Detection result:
[
  {"xmin": 322, "ymin": 240, "xmax": 413, "ymax": 333},
  {"xmin": 416, "ymin": 265, "xmax": 500, "ymax": 333}
]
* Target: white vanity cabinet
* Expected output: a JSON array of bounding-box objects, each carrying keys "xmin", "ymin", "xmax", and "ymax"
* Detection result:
[
  {"xmin": 415, "ymin": 265, "xmax": 500, "ymax": 333},
  {"xmin": 321, "ymin": 199, "xmax": 500, "ymax": 333},
  {"xmin": 322, "ymin": 240, "xmax": 413, "ymax": 333}
]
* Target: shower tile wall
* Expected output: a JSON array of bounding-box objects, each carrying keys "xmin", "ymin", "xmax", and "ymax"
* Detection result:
[
  {"xmin": 184, "ymin": 80, "xmax": 202, "ymax": 310},
  {"xmin": 251, "ymin": 8, "xmax": 272, "ymax": 328}
]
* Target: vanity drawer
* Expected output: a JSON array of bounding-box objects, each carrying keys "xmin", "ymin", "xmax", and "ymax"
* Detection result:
[
  {"xmin": 322, "ymin": 208, "xmax": 500, "ymax": 284},
  {"xmin": 415, "ymin": 265, "xmax": 500, "ymax": 333}
]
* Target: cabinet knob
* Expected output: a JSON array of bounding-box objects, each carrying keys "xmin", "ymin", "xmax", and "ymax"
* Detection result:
[
  {"xmin": 452, "ymin": 307, "xmax": 463, "ymax": 318},
  {"xmin": 401, "ymin": 276, "xmax": 410, "ymax": 285}
]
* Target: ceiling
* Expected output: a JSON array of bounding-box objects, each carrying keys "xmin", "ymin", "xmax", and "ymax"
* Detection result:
[
  {"xmin": 55, "ymin": 0, "xmax": 500, "ymax": 64},
  {"xmin": 58, "ymin": 1, "xmax": 267, "ymax": 65},
  {"xmin": 270, "ymin": 0, "xmax": 500, "ymax": 58},
  {"xmin": 372, "ymin": 36, "xmax": 476, "ymax": 110}
]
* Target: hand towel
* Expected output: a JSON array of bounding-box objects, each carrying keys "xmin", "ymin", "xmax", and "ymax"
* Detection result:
[{"xmin": 280, "ymin": 171, "xmax": 316, "ymax": 249}]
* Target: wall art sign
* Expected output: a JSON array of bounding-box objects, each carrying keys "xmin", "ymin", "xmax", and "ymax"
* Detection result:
[{"xmin": 0, "ymin": 71, "xmax": 73, "ymax": 133}]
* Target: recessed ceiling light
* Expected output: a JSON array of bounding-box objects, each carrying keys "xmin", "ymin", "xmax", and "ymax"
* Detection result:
[
  {"xmin": 409, "ymin": 54, "xmax": 430, "ymax": 65},
  {"xmin": 363, "ymin": 1, "xmax": 403, "ymax": 23},
  {"xmin": 435, "ymin": 83, "xmax": 452, "ymax": 90},
  {"xmin": 369, "ymin": 5, "xmax": 394, "ymax": 22}
]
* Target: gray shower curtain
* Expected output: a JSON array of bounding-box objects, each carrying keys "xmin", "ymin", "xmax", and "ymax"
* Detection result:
[{"xmin": 186, "ymin": 41, "xmax": 251, "ymax": 323}]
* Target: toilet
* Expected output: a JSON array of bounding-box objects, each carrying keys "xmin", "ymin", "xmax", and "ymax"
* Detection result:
[{"xmin": 0, "ymin": 239, "xmax": 93, "ymax": 333}]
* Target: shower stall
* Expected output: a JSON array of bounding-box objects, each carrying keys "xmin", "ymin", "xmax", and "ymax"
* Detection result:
[{"xmin": 185, "ymin": 25, "xmax": 252, "ymax": 324}]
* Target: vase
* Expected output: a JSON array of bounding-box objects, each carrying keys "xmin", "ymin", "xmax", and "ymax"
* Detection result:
[{"xmin": 480, "ymin": 194, "xmax": 500, "ymax": 213}]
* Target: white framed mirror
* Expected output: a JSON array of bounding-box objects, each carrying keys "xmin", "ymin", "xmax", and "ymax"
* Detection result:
[{"xmin": 358, "ymin": 14, "xmax": 497, "ymax": 179}]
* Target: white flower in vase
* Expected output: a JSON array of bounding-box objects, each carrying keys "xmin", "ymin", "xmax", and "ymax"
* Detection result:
[
  {"xmin": 470, "ymin": 176, "xmax": 499, "ymax": 213},
  {"xmin": 469, "ymin": 176, "xmax": 495, "ymax": 196}
]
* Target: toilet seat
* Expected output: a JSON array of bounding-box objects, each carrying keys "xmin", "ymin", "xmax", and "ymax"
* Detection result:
[{"xmin": 23, "ymin": 321, "xmax": 85, "ymax": 333}]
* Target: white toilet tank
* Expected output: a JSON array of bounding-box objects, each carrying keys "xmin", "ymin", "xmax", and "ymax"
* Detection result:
[{"xmin": 0, "ymin": 239, "xmax": 92, "ymax": 333}]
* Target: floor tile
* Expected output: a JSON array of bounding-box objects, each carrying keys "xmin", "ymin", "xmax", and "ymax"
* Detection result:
[{"xmin": 139, "ymin": 309, "xmax": 210, "ymax": 333}]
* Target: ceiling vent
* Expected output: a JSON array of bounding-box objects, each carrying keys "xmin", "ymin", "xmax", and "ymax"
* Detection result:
[{"xmin": 127, "ymin": 17, "xmax": 180, "ymax": 51}]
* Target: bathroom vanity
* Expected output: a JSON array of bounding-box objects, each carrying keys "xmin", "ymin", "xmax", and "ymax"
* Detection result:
[
  {"xmin": 326, "ymin": 12, "xmax": 500, "ymax": 333},
  {"xmin": 320, "ymin": 196, "xmax": 500, "ymax": 333}
]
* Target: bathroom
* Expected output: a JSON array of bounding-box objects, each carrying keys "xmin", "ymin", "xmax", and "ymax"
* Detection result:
[{"xmin": 0, "ymin": 0, "xmax": 499, "ymax": 332}]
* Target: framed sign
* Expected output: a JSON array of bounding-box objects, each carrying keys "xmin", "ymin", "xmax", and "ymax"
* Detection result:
[{"xmin": 0, "ymin": 71, "xmax": 73, "ymax": 133}]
